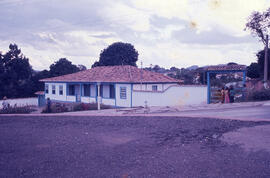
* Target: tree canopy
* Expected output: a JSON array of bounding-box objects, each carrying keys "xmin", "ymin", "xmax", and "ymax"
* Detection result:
[
  {"xmin": 0, "ymin": 44, "xmax": 87, "ymax": 99},
  {"xmin": 246, "ymin": 48, "xmax": 270, "ymax": 79},
  {"xmin": 0, "ymin": 44, "xmax": 34, "ymax": 98},
  {"xmin": 246, "ymin": 8, "xmax": 270, "ymax": 82},
  {"xmin": 49, "ymin": 58, "xmax": 83, "ymax": 77},
  {"xmin": 50, "ymin": 58, "xmax": 78, "ymax": 77},
  {"xmin": 245, "ymin": 8, "xmax": 270, "ymax": 45},
  {"xmin": 92, "ymin": 42, "xmax": 138, "ymax": 68},
  {"xmin": 247, "ymin": 62, "xmax": 261, "ymax": 79},
  {"xmin": 256, "ymin": 48, "xmax": 270, "ymax": 78}
]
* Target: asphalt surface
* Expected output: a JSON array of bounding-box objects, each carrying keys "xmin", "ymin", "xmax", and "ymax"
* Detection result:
[
  {"xmin": 178, "ymin": 105, "xmax": 270, "ymax": 121},
  {"xmin": 1, "ymin": 116, "xmax": 270, "ymax": 178}
]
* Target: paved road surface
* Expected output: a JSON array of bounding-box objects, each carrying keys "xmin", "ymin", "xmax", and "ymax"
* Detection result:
[
  {"xmin": 178, "ymin": 105, "xmax": 270, "ymax": 121},
  {"xmin": 1, "ymin": 116, "xmax": 270, "ymax": 178}
]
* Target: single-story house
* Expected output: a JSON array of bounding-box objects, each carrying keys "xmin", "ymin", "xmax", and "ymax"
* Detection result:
[{"xmin": 40, "ymin": 65, "xmax": 207, "ymax": 107}]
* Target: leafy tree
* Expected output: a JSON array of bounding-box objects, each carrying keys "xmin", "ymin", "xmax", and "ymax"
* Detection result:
[
  {"xmin": 0, "ymin": 44, "xmax": 88, "ymax": 99},
  {"xmin": 92, "ymin": 42, "xmax": 138, "ymax": 67},
  {"xmin": 256, "ymin": 48, "xmax": 270, "ymax": 78},
  {"xmin": 77, "ymin": 64, "xmax": 87, "ymax": 71},
  {"xmin": 247, "ymin": 62, "xmax": 261, "ymax": 79},
  {"xmin": 246, "ymin": 8, "xmax": 270, "ymax": 81},
  {"xmin": 170, "ymin": 67, "xmax": 179, "ymax": 72},
  {"xmin": 49, "ymin": 58, "xmax": 80, "ymax": 77},
  {"xmin": 32, "ymin": 70, "xmax": 50, "ymax": 93},
  {"xmin": 0, "ymin": 44, "xmax": 33, "ymax": 98}
]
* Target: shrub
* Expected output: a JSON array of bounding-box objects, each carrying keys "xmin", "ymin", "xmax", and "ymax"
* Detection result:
[
  {"xmin": 42, "ymin": 102, "xmax": 112, "ymax": 113},
  {"xmin": 42, "ymin": 103, "xmax": 69, "ymax": 113},
  {"xmin": 249, "ymin": 89, "xmax": 270, "ymax": 101},
  {"xmin": 0, "ymin": 105, "xmax": 35, "ymax": 114},
  {"xmin": 73, "ymin": 103, "xmax": 112, "ymax": 111}
]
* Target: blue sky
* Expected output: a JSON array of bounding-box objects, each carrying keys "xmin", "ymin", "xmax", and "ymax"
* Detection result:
[{"xmin": 0, "ymin": 0, "xmax": 269, "ymax": 70}]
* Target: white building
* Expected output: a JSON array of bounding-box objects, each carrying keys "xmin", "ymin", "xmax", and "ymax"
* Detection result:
[{"xmin": 40, "ymin": 65, "xmax": 207, "ymax": 107}]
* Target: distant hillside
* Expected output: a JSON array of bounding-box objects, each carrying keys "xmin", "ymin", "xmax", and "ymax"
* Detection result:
[{"xmin": 186, "ymin": 65, "xmax": 199, "ymax": 70}]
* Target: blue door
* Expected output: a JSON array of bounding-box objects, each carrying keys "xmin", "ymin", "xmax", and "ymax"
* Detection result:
[{"xmin": 38, "ymin": 95, "xmax": 46, "ymax": 107}]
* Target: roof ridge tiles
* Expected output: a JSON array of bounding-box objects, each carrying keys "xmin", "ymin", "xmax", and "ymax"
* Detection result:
[{"xmin": 40, "ymin": 65, "xmax": 181, "ymax": 83}]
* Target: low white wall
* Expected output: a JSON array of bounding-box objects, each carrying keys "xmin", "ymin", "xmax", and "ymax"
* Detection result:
[
  {"xmin": 0, "ymin": 97, "xmax": 38, "ymax": 109},
  {"xmin": 67, "ymin": 96, "xmax": 76, "ymax": 102},
  {"xmin": 101, "ymin": 98, "xmax": 115, "ymax": 106},
  {"xmin": 81, "ymin": 97, "xmax": 96, "ymax": 103},
  {"xmin": 81, "ymin": 96, "xmax": 90, "ymax": 103},
  {"xmin": 132, "ymin": 85, "xmax": 207, "ymax": 107}
]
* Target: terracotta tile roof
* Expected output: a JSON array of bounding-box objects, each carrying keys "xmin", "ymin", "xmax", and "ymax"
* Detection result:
[
  {"xmin": 206, "ymin": 65, "xmax": 246, "ymax": 71},
  {"xmin": 35, "ymin": 91, "xmax": 45, "ymax": 95},
  {"xmin": 40, "ymin": 65, "xmax": 182, "ymax": 83}
]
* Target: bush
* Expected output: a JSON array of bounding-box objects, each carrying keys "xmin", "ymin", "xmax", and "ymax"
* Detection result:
[
  {"xmin": 42, "ymin": 102, "xmax": 112, "ymax": 113},
  {"xmin": 42, "ymin": 103, "xmax": 69, "ymax": 113},
  {"xmin": 73, "ymin": 103, "xmax": 112, "ymax": 111},
  {"xmin": 0, "ymin": 105, "xmax": 35, "ymax": 114},
  {"xmin": 249, "ymin": 89, "xmax": 270, "ymax": 101}
]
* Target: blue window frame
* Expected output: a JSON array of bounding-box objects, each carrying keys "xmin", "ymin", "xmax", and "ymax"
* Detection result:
[
  {"xmin": 152, "ymin": 85, "xmax": 158, "ymax": 91},
  {"xmin": 45, "ymin": 84, "xmax": 49, "ymax": 94},
  {"xmin": 120, "ymin": 87, "xmax": 126, "ymax": 99},
  {"xmin": 52, "ymin": 85, "xmax": 56, "ymax": 94},
  {"xmin": 59, "ymin": 85, "xmax": 63, "ymax": 95}
]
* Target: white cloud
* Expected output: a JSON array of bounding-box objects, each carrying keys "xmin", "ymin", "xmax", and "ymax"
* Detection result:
[
  {"xmin": 0, "ymin": 0, "xmax": 269, "ymax": 71},
  {"xmin": 100, "ymin": 2, "xmax": 151, "ymax": 32}
]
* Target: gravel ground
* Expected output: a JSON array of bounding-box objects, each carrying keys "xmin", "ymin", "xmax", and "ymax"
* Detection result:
[{"xmin": 0, "ymin": 116, "xmax": 270, "ymax": 178}]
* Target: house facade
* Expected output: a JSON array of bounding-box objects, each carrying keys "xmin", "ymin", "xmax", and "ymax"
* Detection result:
[{"xmin": 40, "ymin": 65, "xmax": 207, "ymax": 107}]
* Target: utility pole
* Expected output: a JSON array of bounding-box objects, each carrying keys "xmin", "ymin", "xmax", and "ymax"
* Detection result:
[
  {"xmin": 264, "ymin": 35, "xmax": 269, "ymax": 82},
  {"xmin": 140, "ymin": 61, "xmax": 143, "ymax": 90}
]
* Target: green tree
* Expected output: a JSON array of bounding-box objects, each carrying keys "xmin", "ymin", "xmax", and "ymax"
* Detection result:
[
  {"xmin": 0, "ymin": 44, "xmax": 33, "ymax": 98},
  {"xmin": 49, "ymin": 58, "xmax": 80, "ymax": 77},
  {"xmin": 92, "ymin": 42, "xmax": 138, "ymax": 68},
  {"xmin": 31, "ymin": 70, "xmax": 50, "ymax": 93},
  {"xmin": 246, "ymin": 8, "xmax": 270, "ymax": 81},
  {"xmin": 77, "ymin": 64, "xmax": 87, "ymax": 71},
  {"xmin": 256, "ymin": 48, "xmax": 270, "ymax": 78},
  {"xmin": 247, "ymin": 62, "xmax": 261, "ymax": 79}
]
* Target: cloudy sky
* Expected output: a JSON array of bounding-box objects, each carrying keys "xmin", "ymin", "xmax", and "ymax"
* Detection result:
[{"xmin": 0, "ymin": 0, "xmax": 269, "ymax": 70}]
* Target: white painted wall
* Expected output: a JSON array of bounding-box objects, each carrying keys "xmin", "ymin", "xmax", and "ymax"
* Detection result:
[
  {"xmin": 115, "ymin": 84, "xmax": 131, "ymax": 107},
  {"xmin": 101, "ymin": 98, "xmax": 115, "ymax": 106},
  {"xmin": 163, "ymin": 83, "xmax": 177, "ymax": 90},
  {"xmin": 81, "ymin": 97, "xmax": 96, "ymax": 103},
  {"xmin": 67, "ymin": 96, "xmax": 76, "ymax": 102},
  {"xmin": 43, "ymin": 82, "xmax": 206, "ymax": 108},
  {"xmin": 81, "ymin": 96, "xmax": 90, "ymax": 103},
  {"xmin": 132, "ymin": 85, "xmax": 207, "ymax": 107},
  {"xmin": 0, "ymin": 97, "xmax": 38, "ymax": 109},
  {"xmin": 133, "ymin": 83, "xmax": 176, "ymax": 91},
  {"xmin": 45, "ymin": 83, "xmax": 67, "ymax": 101}
]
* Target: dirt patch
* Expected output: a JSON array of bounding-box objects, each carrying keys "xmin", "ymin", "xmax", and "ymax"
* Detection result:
[
  {"xmin": 222, "ymin": 125, "xmax": 270, "ymax": 152},
  {"xmin": 98, "ymin": 133, "xmax": 138, "ymax": 146}
]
